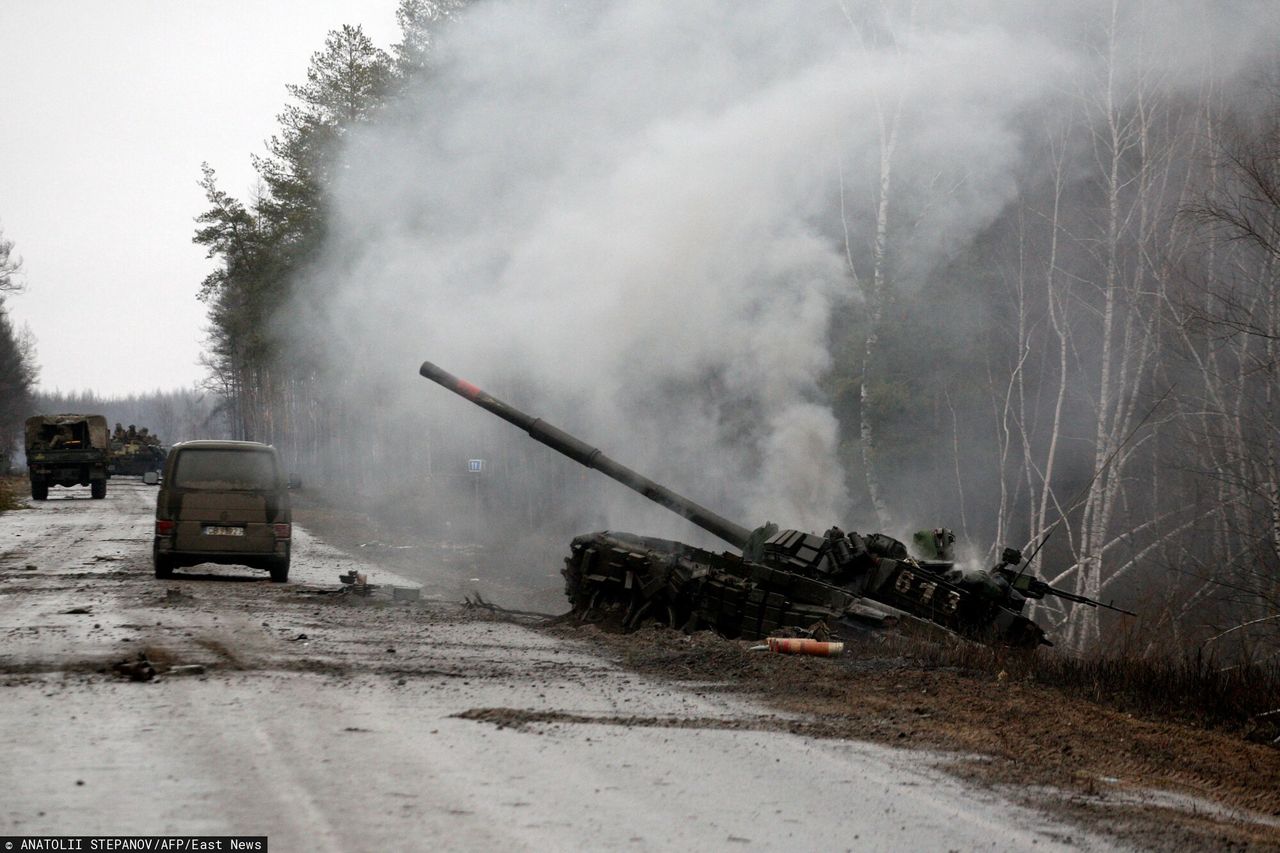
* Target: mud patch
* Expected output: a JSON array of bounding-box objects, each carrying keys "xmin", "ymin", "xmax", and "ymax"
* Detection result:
[
  {"xmin": 452, "ymin": 706, "xmax": 789, "ymax": 734},
  {"xmin": 193, "ymin": 637, "xmax": 247, "ymax": 668}
]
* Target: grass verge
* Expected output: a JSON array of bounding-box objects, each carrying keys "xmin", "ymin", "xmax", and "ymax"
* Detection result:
[{"xmin": 0, "ymin": 474, "xmax": 27, "ymax": 513}]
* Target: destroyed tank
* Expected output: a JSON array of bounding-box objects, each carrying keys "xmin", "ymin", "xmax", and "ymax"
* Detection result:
[{"xmin": 419, "ymin": 361, "xmax": 1133, "ymax": 649}]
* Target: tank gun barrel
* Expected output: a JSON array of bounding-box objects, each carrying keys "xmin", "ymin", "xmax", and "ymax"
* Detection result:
[{"xmin": 419, "ymin": 361, "xmax": 753, "ymax": 550}]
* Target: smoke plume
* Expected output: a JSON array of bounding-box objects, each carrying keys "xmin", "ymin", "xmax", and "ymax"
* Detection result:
[{"xmin": 295, "ymin": 0, "xmax": 1275, "ymax": 546}]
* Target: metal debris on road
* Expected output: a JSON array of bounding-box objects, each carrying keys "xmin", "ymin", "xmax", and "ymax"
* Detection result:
[
  {"xmin": 166, "ymin": 664, "xmax": 207, "ymax": 676},
  {"xmin": 112, "ymin": 653, "xmax": 157, "ymax": 681}
]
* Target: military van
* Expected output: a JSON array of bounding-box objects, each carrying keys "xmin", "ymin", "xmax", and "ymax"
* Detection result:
[{"xmin": 153, "ymin": 440, "xmax": 292, "ymax": 582}]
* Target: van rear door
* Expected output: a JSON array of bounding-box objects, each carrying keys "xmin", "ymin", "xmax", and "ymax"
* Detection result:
[{"xmin": 168, "ymin": 448, "xmax": 283, "ymax": 552}]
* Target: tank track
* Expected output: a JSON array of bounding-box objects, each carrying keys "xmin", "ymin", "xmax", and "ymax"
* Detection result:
[
  {"xmin": 562, "ymin": 531, "xmax": 868, "ymax": 640},
  {"xmin": 562, "ymin": 530, "xmax": 1046, "ymax": 648}
]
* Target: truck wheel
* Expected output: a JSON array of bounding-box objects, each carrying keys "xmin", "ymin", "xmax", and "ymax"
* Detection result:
[
  {"xmin": 90, "ymin": 480, "xmax": 106, "ymax": 499},
  {"xmin": 31, "ymin": 479, "xmax": 48, "ymax": 501},
  {"xmin": 269, "ymin": 557, "xmax": 290, "ymax": 583}
]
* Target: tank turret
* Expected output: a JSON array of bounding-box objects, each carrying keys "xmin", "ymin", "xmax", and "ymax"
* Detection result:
[{"xmin": 419, "ymin": 360, "xmax": 1132, "ymax": 647}]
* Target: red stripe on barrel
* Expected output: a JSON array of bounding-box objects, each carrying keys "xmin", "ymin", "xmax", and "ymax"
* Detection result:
[{"xmin": 456, "ymin": 380, "xmax": 482, "ymax": 400}]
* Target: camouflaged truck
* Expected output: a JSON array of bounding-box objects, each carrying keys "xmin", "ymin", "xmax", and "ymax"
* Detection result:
[{"xmin": 25, "ymin": 414, "xmax": 110, "ymax": 500}]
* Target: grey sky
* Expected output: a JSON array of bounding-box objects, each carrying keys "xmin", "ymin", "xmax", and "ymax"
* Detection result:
[{"xmin": 0, "ymin": 1, "xmax": 400, "ymax": 397}]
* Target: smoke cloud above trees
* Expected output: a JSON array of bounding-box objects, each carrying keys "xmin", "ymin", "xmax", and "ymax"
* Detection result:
[{"xmin": 307, "ymin": 1, "xmax": 1081, "ymax": 525}]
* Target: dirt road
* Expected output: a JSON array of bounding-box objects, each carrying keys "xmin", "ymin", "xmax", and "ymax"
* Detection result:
[{"xmin": 0, "ymin": 480, "xmax": 1125, "ymax": 851}]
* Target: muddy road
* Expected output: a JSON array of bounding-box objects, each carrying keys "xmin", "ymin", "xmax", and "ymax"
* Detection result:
[{"xmin": 2, "ymin": 481, "xmax": 1125, "ymax": 850}]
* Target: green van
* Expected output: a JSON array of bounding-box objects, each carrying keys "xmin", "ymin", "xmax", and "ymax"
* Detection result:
[{"xmin": 154, "ymin": 440, "xmax": 292, "ymax": 582}]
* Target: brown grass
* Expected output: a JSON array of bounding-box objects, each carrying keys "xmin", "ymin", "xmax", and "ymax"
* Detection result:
[
  {"xmin": 0, "ymin": 474, "xmax": 27, "ymax": 513},
  {"xmin": 887, "ymin": 636, "xmax": 1280, "ymax": 745}
]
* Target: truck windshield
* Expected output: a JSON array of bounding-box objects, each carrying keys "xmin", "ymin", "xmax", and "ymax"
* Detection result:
[{"xmin": 172, "ymin": 449, "xmax": 278, "ymax": 490}]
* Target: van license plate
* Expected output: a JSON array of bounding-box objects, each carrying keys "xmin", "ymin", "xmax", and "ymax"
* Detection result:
[{"xmin": 202, "ymin": 525, "xmax": 245, "ymax": 537}]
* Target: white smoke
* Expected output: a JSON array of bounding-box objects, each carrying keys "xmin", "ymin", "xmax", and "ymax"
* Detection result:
[{"xmin": 299, "ymin": 0, "xmax": 1270, "ymax": 537}]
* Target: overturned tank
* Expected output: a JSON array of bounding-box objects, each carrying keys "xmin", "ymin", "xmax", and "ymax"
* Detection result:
[{"xmin": 419, "ymin": 361, "xmax": 1133, "ymax": 649}]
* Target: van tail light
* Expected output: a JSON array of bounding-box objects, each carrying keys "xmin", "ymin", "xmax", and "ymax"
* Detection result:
[
  {"xmin": 273, "ymin": 523, "xmax": 291, "ymax": 540},
  {"xmin": 155, "ymin": 520, "xmax": 175, "ymax": 536}
]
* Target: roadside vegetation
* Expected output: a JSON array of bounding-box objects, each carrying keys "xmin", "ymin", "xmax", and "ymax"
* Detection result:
[
  {"xmin": 0, "ymin": 225, "xmax": 37, "ymax": 471},
  {"xmin": 897, "ymin": 635, "xmax": 1280, "ymax": 746},
  {"xmin": 0, "ymin": 474, "xmax": 26, "ymax": 513}
]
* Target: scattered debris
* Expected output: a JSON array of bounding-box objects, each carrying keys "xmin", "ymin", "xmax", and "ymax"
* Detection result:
[
  {"xmin": 358, "ymin": 541, "xmax": 415, "ymax": 551},
  {"xmin": 462, "ymin": 592, "xmax": 556, "ymax": 623},
  {"xmin": 337, "ymin": 571, "xmax": 421, "ymax": 602},
  {"xmin": 166, "ymin": 664, "xmax": 206, "ymax": 677},
  {"xmin": 339, "ymin": 571, "xmax": 376, "ymax": 596},
  {"xmin": 112, "ymin": 653, "xmax": 156, "ymax": 682},
  {"xmin": 750, "ymin": 637, "xmax": 845, "ymax": 657}
]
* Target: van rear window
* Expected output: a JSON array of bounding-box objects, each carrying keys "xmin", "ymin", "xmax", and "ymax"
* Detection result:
[{"xmin": 172, "ymin": 449, "xmax": 278, "ymax": 490}]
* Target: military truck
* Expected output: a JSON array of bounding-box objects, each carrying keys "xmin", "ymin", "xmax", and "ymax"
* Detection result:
[{"xmin": 25, "ymin": 414, "xmax": 110, "ymax": 500}]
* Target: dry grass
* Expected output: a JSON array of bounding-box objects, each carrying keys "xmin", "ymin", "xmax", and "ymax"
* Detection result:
[
  {"xmin": 888, "ymin": 635, "xmax": 1280, "ymax": 745},
  {"xmin": 0, "ymin": 474, "xmax": 27, "ymax": 513}
]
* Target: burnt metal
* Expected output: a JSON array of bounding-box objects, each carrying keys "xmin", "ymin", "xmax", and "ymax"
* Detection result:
[{"xmin": 419, "ymin": 360, "xmax": 1133, "ymax": 648}]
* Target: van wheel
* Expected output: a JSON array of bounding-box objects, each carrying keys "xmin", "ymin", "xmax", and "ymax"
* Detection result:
[
  {"xmin": 269, "ymin": 561, "xmax": 289, "ymax": 583},
  {"xmin": 154, "ymin": 553, "xmax": 174, "ymax": 579},
  {"xmin": 90, "ymin": 480, "xmax": 106, "ymax": 499},
  {"xmin": 31, "ymin": 479, "xmax": 48, "ymax": 501}
]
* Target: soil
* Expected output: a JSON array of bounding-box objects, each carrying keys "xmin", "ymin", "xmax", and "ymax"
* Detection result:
[
  {"xmin": 545, "ymin": 623, "xmax": 1280, "ymax": 851},
  {"xmin": 295, "ymin": 492, "xmax": 1280, "ymax": 851}
]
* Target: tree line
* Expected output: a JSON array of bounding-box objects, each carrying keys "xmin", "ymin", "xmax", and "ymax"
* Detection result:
[
  {"xmin": 0, "ymin": 225, "xmax": 37, "ymax": 470},
  {"xmin": 194, "ymin": 1, "xmax": 1278, "ymax": 657},
  {"xmin": 194, "ymin": 0, "xmax": 466, "ymax": 454}
]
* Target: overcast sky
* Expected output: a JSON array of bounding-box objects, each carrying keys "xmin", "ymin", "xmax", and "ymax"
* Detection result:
[{"xmin": 0, "ymin": 1, "xmax": 401, "ymax": 397}]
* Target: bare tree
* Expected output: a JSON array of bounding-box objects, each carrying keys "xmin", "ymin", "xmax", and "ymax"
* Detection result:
[{"xmin": 0, "ymin": 224, "xmax": 23, "ymax": 294}]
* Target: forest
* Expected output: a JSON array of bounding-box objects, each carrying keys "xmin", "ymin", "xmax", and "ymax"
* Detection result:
[{"xmin": 4, "ymin": 0, "xmax": 1277, "ymax": 659}]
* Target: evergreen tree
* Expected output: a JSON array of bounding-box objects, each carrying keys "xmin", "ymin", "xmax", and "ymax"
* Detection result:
[
  {"xmin": 0, "ymin": 225, "xmax": 36, "ymax": 468},
  {"xmin": 254, "ymin": 24, "xmax": 391, "ymax": 261},
  {"xmin": 393, "ymin": 0, "xmax": 471, "ymax": 82}
]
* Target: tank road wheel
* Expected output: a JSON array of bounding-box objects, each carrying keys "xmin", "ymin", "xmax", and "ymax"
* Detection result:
[
  {"xmin": 30, "ymin": 479, "xmax": 48, "ymax": 501},
  {"xmin": 90, "ymin": 479, "xmax": 106, "ymax": 500}
]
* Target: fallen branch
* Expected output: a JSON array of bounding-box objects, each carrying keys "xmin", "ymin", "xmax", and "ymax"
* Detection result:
[{"xmin": 463, "ymin": 592, "xmax": 559, "ymax": 622}]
